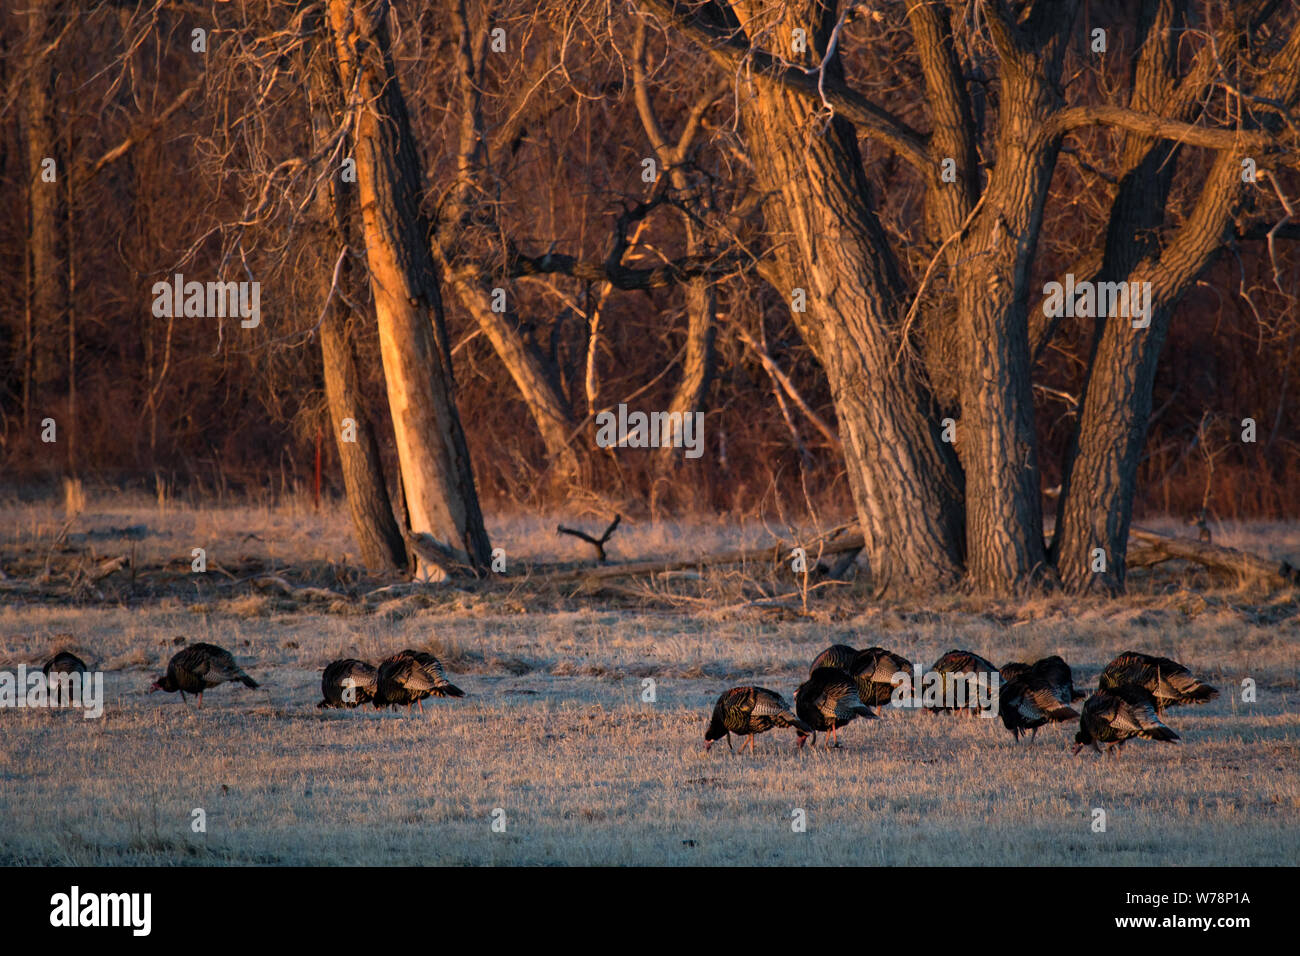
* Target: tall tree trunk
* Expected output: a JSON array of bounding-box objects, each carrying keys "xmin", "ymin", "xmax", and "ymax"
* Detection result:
[
  {"xmin": 308, "ymin": 44, "xmax": 408, "ymax": 573},
  {"xmin": 327, "ymin": 0, "xmax": 491, "ymax": 574},
  {"xmin": 24, "ymin": 0, "xmax": 66, "ymax": 423},
  {"xmin": 948, "ymin": 14, "xmax": 1073, "ymax": 591},
  {"xmin": 1056, "ymin": 157, "xmax": 1246, "ymax": 591},
  {"xmin": 728, "ymin": 0, "xmax": 965, "ymax": 592},
  {"xmin": 319, "ymin": 309, "xmax": 410, "ymax": 573},
  {"xmin": 1055, "ymin": 16, "xmax": 1300, "ymax": 591}
]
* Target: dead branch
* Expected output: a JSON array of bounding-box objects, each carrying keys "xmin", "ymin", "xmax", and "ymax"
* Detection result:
[
  {"xmin": 533, "ymin": 529, "xmax": 866, "ymax": 584},
  {"xmin": 249, "ymin": 574, "xmax": 345, "ymax": 601},
  {"xmin": 86, "ymin": 555, "xmax": 129, "ymax": 584},
  {"xmin": 1130, "ymin": 527, "xmax": 1300, "ymax": 587},
  {"xmin": 557, "ymin": 514, "xmax": 623, "ymax": 563}
]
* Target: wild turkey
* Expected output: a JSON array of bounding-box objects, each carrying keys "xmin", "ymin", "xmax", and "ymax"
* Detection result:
[
  {"xmin": 795, "ymin": 667, "xmax": 876, "ymax": 748},
  {"xmin": 1098, "ymin": 651, "xmax": 1218, "ymax": 711},
  {"xmin": 850, "ymin": 646, "xmax": 914, "ymax": 710},
  {"xmin": 998, "ymin": 669, "xmax": 1079, "ymax": 741},
  {"xmin": 1073, "ymin": 685, "xmax": 1180, "ymax": 755},
  {"xmin": 374, "ymin": 649, "xmax": 465, "ymax": 712},
  {"xmin": 319, "ymin": 659, "xmax": 379, "ymax": 709},
  {"xmin": 1031, "ymin": 655, "xmax": 1087, "ymax": 702},
  {"xmin": 809, "ymin": 644, "xmax": 858, "ymax": 674},
  {"xmin": 43, "ymin": 651, "xmax": 88, "ymax": 705},
  {"xmin": 928, "ymin": 649, "xmax": 1000, "ymax": 715},
  {"xmin": 704, "ymin": 686, "xmax": 811, "ymax": 754},
  {"xmin": 150, "ymin": 642, "xmax": 258, "ymax": 708},
  {"xmin": 1000, "ymin": 661, "xmax": 1031, "ymax": 683}
]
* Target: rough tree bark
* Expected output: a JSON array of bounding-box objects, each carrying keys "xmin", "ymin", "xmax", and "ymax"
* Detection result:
[
  {"xmin": 646, "ymin": 0, "xmax": 1297, "ymax": 597},
  {"xmin": 1055, "ymin": 12, "xmax": 1300, "ymax": 591},
  {"xmin": 307, "ymin": 45, "xmax": 408, "ymax": 573},
  {"xmin": 23, "ymin": 0, "xmax": 67, "ymax": 424},
  {"xmin": 946, "ymin": 4, "xmax": 1076, "ymax": 590},
  {"xmin": 327, "ymin": 0, "xmax": 492, "ymax": 574},
  {"xmin": 724, "ymin": 0, "xmax": 966, "ymax": 592}
]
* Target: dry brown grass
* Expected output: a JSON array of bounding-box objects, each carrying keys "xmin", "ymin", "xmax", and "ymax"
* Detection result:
[{"xmin": 0, "ymin": 497, "xmax": 1297, "ymax": 865}]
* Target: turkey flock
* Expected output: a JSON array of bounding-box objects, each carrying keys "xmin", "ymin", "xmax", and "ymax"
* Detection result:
[
  {"xmin": 37, "ymin": 640, "xmax": 1219, "ymax": 758},
  {"xmin": 706, "ymin": 644, "xmax": 1219, "ymax": 757},
  {"xmin": 40, "ymin": 643, "xmax": 463, "ymax": 713}
]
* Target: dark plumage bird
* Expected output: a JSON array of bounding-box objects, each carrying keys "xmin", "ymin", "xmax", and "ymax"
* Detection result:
[
  {"xmin": 1000, "ymin": 661, "xmax": 1031, "ymax": 683},
  {"xmin": 318, "ymin": 658, "xmax": 379, "ymax": 709},
  {"xmin": 44, "ymin": 650, "xmax": 87, "ymax": 677},
  {"xmin": 1073, "ymin": 685, "xmax": 1180, "ymax": 755},
  {"xmin": 704, "ymin": 686, "xmax": 811, "ymax": 754},
  {"xmin": 928, "ymin": 649, "xmax": 1000, "ymax": 715},
  {"xmin": 998, "ymin": 665, "xmax": 1080, "ymax": 742},
  {"xmin": 43, "ymin": 651, "xmax": 88, "ymax": 705},
  {"xmin": 150, "ymin": 642, "xmax": 258, "ymax": 707},
  {"xmin": 1031, "ymin": 654, "xmax": 1087, "ymax": 703},
  {"xmin": 809, "ymin": 643, "xmax": 858, "ymax": 674},
  {"xmin": 795, "ymin": 667, "xmax": 876, "ymax": 748},
  {"xmin": 850, "ymin": 646, "xmax": 914, "ymax": 710},
  {"xmin": 1098, "ymin": 651, "xmax": 1218, "ymax": 711},
  {"xmin": 374, "ymin": 649, "xmax": 465, "ymax": 712}
]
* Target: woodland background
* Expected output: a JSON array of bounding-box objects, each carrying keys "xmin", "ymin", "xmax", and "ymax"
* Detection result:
[{"xmin": 1, "ymin": 0, "xmax": 1296, "ymax": 558}]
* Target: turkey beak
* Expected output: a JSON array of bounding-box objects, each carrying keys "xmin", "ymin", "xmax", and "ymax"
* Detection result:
[
  {"xmin": 1070, "ymin": 742, "xmax": 1083, "ymax": 756},
  {"xmin": 704, "ymin": 740, "xmax": 713, "ymax": 752}
]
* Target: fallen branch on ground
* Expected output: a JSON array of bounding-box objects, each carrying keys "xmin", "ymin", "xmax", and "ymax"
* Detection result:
[
  {"xmin": 530, "ymin": 529, "xmax": 866, "ymax": 584},
  {"xmin": 1130, "ymin": 527, "xmax": 1300, "ymax": 587},
  {"xmin": 249, "ymin": 574, "xmax": 345, "ymax": 601}
]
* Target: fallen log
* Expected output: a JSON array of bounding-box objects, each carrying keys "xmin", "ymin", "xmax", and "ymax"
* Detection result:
[
  {"xmin": 526, "ymin": 531, "xmax": 866, "ymax": 584},
  {"xmin": 1129, "ymin": 527, "xmax": 1300, "ymax": 587},
  {"xmin": 249, "ymin": 574, "xmax": 345, "ymax": 602},
  {"xmin": 87, "ymin": 555, "xmax": 129, "ymax": 583}
]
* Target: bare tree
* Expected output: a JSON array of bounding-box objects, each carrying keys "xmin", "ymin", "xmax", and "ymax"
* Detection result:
[
  {"xmin": 306, "ymin": 32, "xmax": 408, "ymax": 573},
  {"xmin": 643, "ymin": 0, "xmax": 1300, "ymax": 594},
  {"xmin": 327, "ymin": 0, "xmax": 492, "ymax": 574}
]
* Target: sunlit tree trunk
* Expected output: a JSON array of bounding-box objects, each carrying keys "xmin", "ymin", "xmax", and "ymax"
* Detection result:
[
  {"xmin": 327, "ymin": 0, "xmax": 491, "ymax": 574},
  {"xmin": 727, "ymin": 0, "xmax": 965, "ymax": 593},
  {"xmin": 308, "ymin": 47, "xmax": 408, "ymax": 573}
]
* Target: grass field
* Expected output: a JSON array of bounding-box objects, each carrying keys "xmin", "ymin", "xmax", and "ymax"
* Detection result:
[{"xmin": 1, "ymin": 494, "xmax": 1298, "ymax": 865}]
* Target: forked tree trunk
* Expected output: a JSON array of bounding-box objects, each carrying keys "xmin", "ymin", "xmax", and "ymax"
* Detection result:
[
  {"xmin": 630, "ymin": 20, "xmax": 720, "ymax": 478},
  {"xmin": 327, "ymin": 0, "xmax": 491, "ymax": 574},
  {"xmin": 948, "ymin": 36, "xmax": 1064, "ymax": 591},
  {"xmin": 1055, "ymin": 20, "xmax": 1300, "ymax": 591},
  {"xmin": 1054, "ymin": 162, "xmax": 1234, "ymax": 592},
  {"xmin": 308, "ymin": 50, "xmax": 408, "ymax": 573},
  {"xmin": 728, "ymin": 0, "xmax": 965, "ymax": 592}
]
